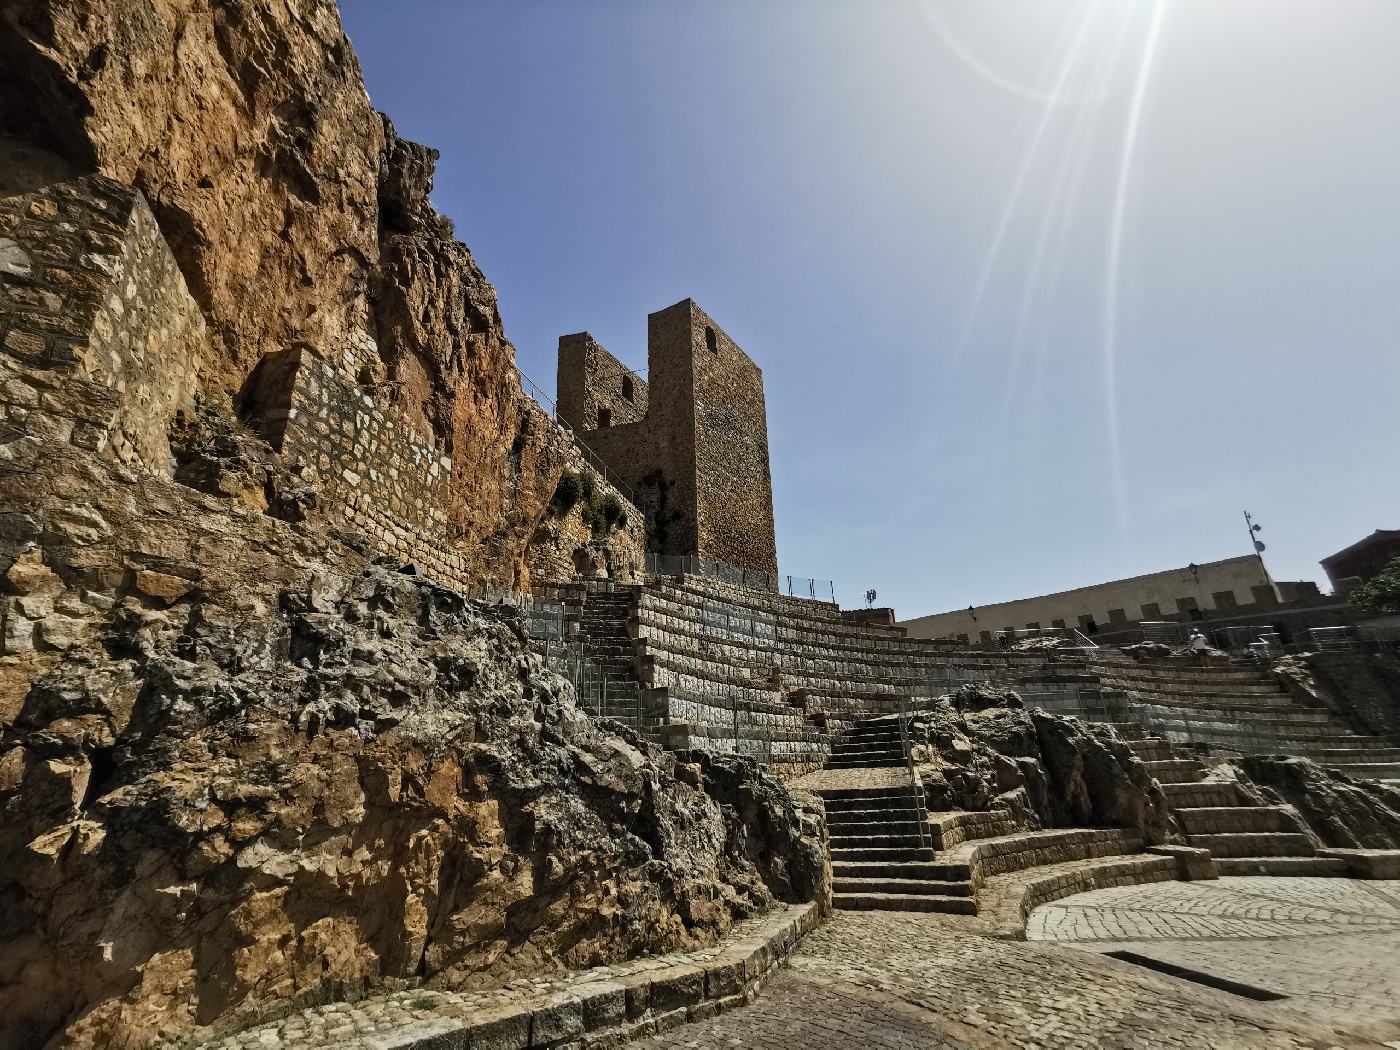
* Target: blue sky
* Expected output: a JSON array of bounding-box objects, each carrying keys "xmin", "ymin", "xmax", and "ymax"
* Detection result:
[{"xmin": 339, "ymin": 0, "xmax": 1400, "ymax": 615}]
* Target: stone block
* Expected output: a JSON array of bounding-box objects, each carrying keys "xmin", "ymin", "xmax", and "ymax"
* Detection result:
[
  {"xmin": 529, "ymin": 998, "xmax": 584, "ymax": 1045},
  {"xmin": 467, "ymin": 1006, "xmax": 530, "ymax": 1050},
  {"xmin": 619, "ymin": 974, "xmax": 650, "ymax": 1020},
  {"xmin": 574, "ymin": 981, "xmax": 625, "ymax": 1032},
  {"xmin": 647, "ymin": 963, "xmax": 705, "ymax": 1013},
  {"xmin": 1318, "ymin": 848, "xmax": 1400, "ymax": 880},
  {"xmin": 703, "ymin": 954, "xmax": 746, "ymax": 999},
  {"xmin": 1146, "ymin": 845, "xmax": 1218, "ymax": 881}
]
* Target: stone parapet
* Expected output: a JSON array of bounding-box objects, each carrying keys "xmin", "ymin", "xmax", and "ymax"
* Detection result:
[{"xmin": 192, "ymin": 902, "xmax": 821, "ymax": 1050}]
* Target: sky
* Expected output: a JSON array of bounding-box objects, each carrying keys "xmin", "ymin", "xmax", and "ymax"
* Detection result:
[{"xmin": 339, "ymin": 0, "xmax": 1400, "ymax": 616}]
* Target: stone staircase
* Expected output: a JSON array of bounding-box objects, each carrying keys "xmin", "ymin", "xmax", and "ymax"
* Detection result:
[
  {"xmin": 819, "ymin": 718, "xmax": 1149, "ymax": 915},
  {"xmin": 1025, "ymin": 657, "xmax": 1400, "ymax": 786},
  {"xmin": 570, "ymin": 586, "xmax": 648, "ymax": 732},
  {"xmin": 1121, "ymin": 730, "xmax": 1348, "ymax": 877},
  {"xmin": 820, "ymin": 719, "xmax": 977, "ymax": 914}
]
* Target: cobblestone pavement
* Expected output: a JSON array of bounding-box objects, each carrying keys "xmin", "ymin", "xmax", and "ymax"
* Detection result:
[
  {"xmin": 638, "ymin": 892, "xmax": 1390, "ymax": 1049},
  {"xmin": 1027, "ymin": 877, "xmax": 1400, "ymax": 1031}
]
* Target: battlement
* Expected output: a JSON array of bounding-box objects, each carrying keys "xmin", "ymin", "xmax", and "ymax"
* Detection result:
[{"xmin": 557, "ymin": 298, "xmax": 778, "ymax": 579}]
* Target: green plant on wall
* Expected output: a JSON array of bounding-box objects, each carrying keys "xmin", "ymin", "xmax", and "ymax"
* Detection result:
[
  {"xmin": 1350, "ymin": 555, "xmax": 1400, "ymax": 616},
  {"xmin": 551, "ymin": 469, "xmax": 629, "ymax": 533},
  {"xmin": 549, "ymin": 471, "xmax": 583, "ymax": 516}
]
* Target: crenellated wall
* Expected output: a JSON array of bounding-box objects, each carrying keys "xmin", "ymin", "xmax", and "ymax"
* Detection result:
[{"xmin": 557, "ymin": 299, "xmax": 778, "ymax": 580}]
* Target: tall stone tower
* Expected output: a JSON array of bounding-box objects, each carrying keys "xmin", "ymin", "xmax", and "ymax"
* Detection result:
[{"xmin": 556, "ymin": 298, "xmax": 778, "ymax": 579}]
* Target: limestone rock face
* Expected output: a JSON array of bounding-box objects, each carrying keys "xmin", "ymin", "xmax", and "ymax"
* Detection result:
[
  {"xmin": 1235, "ymin": 755, "xmax": 1400, "ymax": 849},
  {"xmin": 0, "ymin": 550, "xmax": 819, "ymax": 1048},
  {"xmin": 909, "ymin": 699, "xmax": 1172, "ymax": 845},
  {"xmin": 0, "ymin": 0, "xmax": 572, "ymax": 587},
  {"xmin": 0, "ymin": 424, "xmax": 817, "ymax": 1048},
  {"xmin": 0, "ymin": 0, "xmax": 382, "ymax": 394}
]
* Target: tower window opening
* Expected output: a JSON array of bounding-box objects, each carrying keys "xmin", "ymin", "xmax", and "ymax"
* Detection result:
[
  {"xmin": 621, "ymin": 375, "xmax": 634, "ymax": 402},
  {"xmin": 597, "ymin": 407, "xmax": 612, "ymax": 428},
  {"xmin": 704, "ymin": 326, "xmax": 717, "ymax": 353}
]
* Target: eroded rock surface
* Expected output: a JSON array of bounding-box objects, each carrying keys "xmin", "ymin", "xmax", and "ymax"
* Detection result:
[
  {"xmin": 0, "ymin": 0, "xmax": 581, "ymax": 587},
  {"xmin": 0, "ymin": 545, "xmax": 822, "ymax": 1048},
  {"xmin": 909, "ymin": 687, "xmax": 1171, "ymax": 844},
  {"xmin": 1235, "ymin": 755, "xmax": 1400, "ymax": 849}
]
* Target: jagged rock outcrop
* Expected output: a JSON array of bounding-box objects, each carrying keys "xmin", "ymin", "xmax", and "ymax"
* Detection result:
[
  {"xmin": 908, "ymin": 691, "xmax": 1171, "ymax": 845},
  {"xmin": 1234, "ymin": 755, "xmax": 1400, "ymax": 849},
  {"xmin": 0, "ymin": 0, "xmax": 574, "ymax": 587},
  {"xmin": 0, "ymin": 541, "xmax": 823, "ymax": 1048}
]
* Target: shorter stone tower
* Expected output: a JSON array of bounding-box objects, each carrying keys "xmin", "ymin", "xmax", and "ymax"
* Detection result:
[{"xmin": 556, "ymin": 299, "xmax": 778, "ymax": 579}]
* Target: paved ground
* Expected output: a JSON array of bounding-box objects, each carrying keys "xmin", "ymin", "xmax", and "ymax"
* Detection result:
[
  {"xmin": 639, "ymin": 879, "xmax": 1400, "ymax": 1049},
  {"xmin": 1028, "ymin": 877, "xmax": 1400, "ymax": 1030}
]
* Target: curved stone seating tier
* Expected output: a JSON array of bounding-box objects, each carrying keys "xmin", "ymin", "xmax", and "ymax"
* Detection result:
[
  {"xmin": 943, "ymin": 827, "xmax": 1142, "ymax": 888},
  {"xmin": 644, "ymin": 681, "xmax": 809, "ymax": 728},
  {"xmin": 634, "ymin": 600, "xmax": 1048, "ymax": 682},
  {"xmin": 642, "ymin": 582, "xmax": 1025, "ymax": 655}
]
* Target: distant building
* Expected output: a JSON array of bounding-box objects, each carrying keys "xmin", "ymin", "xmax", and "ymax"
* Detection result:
[
  {"xmin": 1320, "ymin": 530, "xmax": 1400, "ymax": 593},
  {"xmin": 898, "ymin": 555, "xmax": 1291, "ymax": 644}
]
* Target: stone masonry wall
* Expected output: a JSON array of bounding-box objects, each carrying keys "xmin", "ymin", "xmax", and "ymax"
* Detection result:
[
  {"xmin": 557, "ymin": 331, "xmax": 648, "ymax": 430},
  {"xmin": 556, "ymin": 299, "xmax": 778, "ymax": 579},
  {"xmin": 247, "ymin": 346, "xmax": 477, "ymax": 589},
  {"xmin": 683, "ymin": 301, "xmax": 777, "ymax": 577},
  {"xmin": 0, "ymin": 140, "xmax": 206, "ymax": 474}
]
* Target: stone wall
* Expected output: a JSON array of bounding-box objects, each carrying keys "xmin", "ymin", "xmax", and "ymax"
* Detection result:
[
  {"xmin": 558, "ymin": 331, "xmax": 647, "ymax": 430},
  {"xmin": 0, "ymin": 2, "xmax": 588, "ymax": 589},
  {"xmin": 900, "ymin": 555, "xmax": 1281, "ymax": 642},
  {"xmin": 0, "ymin": 141, "xmax": 206, "ymax": 475},
  {"xmin": 556, "ymin": 299, "xmax": 778, "ymax": 578}
]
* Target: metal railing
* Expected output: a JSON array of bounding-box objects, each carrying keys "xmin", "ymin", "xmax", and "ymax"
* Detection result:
[
  {"xmin": 991, "ymin": 626, "xmax": 1098, "ymax": 650},
  {"xmin": 518, "ymin": 369, "xmax": 636, "ymax": 504},
  {"xmin": 897, "ymin": 698, "xmax": 933, "ymax": 855},
  {"xmin": 645, "ymin": 552, "xmax": 836, "ymax": 603},
  {"xmin": 1140, "ymin": 621, "xmax": 1188, "ymax": 645},
  {"xmin": 1302, "ymin": 626, "xmax": 1361, "ymax": 652}
]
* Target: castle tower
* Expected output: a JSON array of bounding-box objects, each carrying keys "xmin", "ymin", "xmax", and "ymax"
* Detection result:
[{"xmin": 556, "ymin": 299, "xmax": 778, "ymax": 580}]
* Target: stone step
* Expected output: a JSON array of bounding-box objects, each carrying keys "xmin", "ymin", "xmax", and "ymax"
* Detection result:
[
  {"xmin": 816, "ymin": 785, "xmax": 918, "ymax": 802},
  {"xmin": 829, "ymin": 745, "xmax": 905, "ymax": 759},
  {"xmin": 1175, "ymin": 806, "xmax": 1299, "ymax": 835},
  {"xmin": 1144, "ymin": 759, "xmax": 1205, "ymax": 784},
  {"xmin": 824, "ymin": 817, "xmax": 925, "ymax": 836},
  {"xmin": 831, "ymin": 859, "xmax": 971, "ymax": 881},
  {"xmin": 824, "ymin": 758, "xmax": 906, "ymax": 770},
  {"xmin": 1302, "ymin": 747, "xmax": 1400, "ymax": 763},
  {"xmin": 1126, "ymin": 741, "xmax": 1176, "ymax": 762},
  {"xmin": 1214, "ymin": 856, "xmax": 1350, "ymax": 877},
  {"xmin": 823, "ymin": 812, "xmax": 924, "ymax": 828},
  {"xmin": 832, "ymin": 892, "xmax": 978, "ymax": 914},
  {"xmin": 828, "ymin": 832, "xmax": 928, "ymax": 850},
  {"xmin": 1186, "ymin": 832, "xmax": 1316, "ymax": 858},
  {"xmin": 1161, "ymin": 781, "xmax": 1243, "ymax": 807},
  {"xmin": 832, "ymin": 877, "xmax": 975, "ymax": 897},
  {"xmin": 830, "ymin": 845, "xmax": 939, "ymax": 863}
]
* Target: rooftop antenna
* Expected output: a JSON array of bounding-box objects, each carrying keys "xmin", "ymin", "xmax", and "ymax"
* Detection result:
[
  {"xmin": 1243, "ymin": 510, "xmax": 1266, "ymax": 556},
  {"xmin": 865, "ymin": 588, "xmax": 877, "ymax": 609}
]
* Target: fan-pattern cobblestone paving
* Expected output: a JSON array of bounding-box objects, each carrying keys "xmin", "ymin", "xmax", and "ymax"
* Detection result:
[
  {"xmin": 640, "ymin": 879, "xmax": 1400, "ymax": 1049},
  {"xmin": 1027, "ymin": 876, "xmax": 1400, "ymax": 1027}
]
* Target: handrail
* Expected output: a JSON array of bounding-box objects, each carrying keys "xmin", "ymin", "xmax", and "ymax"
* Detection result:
[
  {"xmin": 517, "ymin": 367, "xmax": 637, "ymax": 504},
  {"xmin": 897, "ymin": 697, "xmax": 933, "ymax": 855}
]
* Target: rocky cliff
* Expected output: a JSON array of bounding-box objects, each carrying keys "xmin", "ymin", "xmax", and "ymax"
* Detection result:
[
  {"xmin": 0, "ymin": 2, "xmax": 816, "ymax": 1046},
  {"xmin": 0, "ymin": 0, "xmax": 582, "ymax": 588},
  {"xmin": 0, "ymin": 434, "xmax": 823, "ymax": 1046}
]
